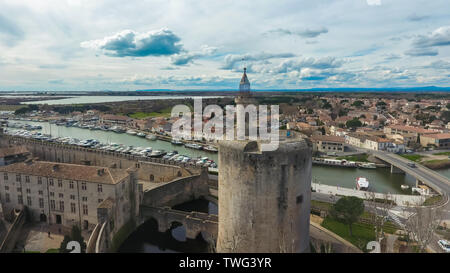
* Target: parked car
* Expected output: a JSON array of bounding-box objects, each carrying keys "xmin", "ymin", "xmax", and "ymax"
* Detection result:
[{"xmin": 407, "ymin": 162, "xmax": 416, "ymax": 168}]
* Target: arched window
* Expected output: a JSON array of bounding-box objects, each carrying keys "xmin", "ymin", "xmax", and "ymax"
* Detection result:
[
  {"xmin": 150, "ymin": 174, "xmax": 154, "ymax": 181},
  {"xmin": 177, "ymin": 171, "xmax": 182, "ymax": 177}
]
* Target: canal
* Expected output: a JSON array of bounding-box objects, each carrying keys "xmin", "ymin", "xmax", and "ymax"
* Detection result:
[
  {"xmin": 118, "ymin": 198, "xmax": 218, "ymax": 253},
  {"xmin": 5, "ymin": 120, "xmax": 437, "ymax": 194}
]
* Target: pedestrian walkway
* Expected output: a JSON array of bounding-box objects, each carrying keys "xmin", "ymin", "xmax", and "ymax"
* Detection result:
[{"xmin": 21, "ymin": 223, "xmax": 68, "ymax": 253}]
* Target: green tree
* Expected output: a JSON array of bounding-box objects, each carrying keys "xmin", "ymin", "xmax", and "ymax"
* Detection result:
[
  {"xmin": 441, "ymin": 111, "xmax": 450, "ymax": 123},
  {"xmin": 59, "ymin": 225, "xmax": 87, "ymax": 253},
  {"xmin": 330, "ymin": 196, "xmax": 365, "ymax": 236},
  {"xmin": 346, "ymin": 118, "xmax": 362, "ymax": 129},
  {"xmin": 352, "ymin": 100, "xmax": 364, "ymax": 107}
]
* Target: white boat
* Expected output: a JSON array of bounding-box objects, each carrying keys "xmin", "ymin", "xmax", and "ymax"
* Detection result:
[
  {"xmin": 401, "ymin": 184, "xmax": 410, "ymax": 190},
  {"xmin": 312, "ymin": 158, "xmax": 357, "ymax": 168},
  {"xmin": 356, "ymin": 177, "xmax": 369, "ymax": 191},
  {"xmin": 149, "ymin": 150, "xmax": 166, "ymax": 157},
  {"xmin": 171, "ymin": 139, "xmax": 183, "ymax": 145},
  {"xmin": 126, "ymin": 130, "xmax": 137, "ymax": 135},
  {"xmin": 203, "ymin": 145, "xmax": 218, "ymax": 152},
  {"xmin": 358, "ymin": 162, "xmax": 376, "ymax": 169},
  {"xmin": 184, "ymin": 143, "xmax": 203, "ymax": 150},
  {"xmin": 146, "ymin": 134, "xmax": 157, "ymax": 141},
  {"xmin": 136, "ymin": 132, "xmax": 146, "ymax": 137}
]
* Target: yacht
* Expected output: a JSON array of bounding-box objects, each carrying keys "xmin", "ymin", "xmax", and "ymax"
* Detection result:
[
  {"xmin": 203, "ymin": 145, "xmax": 218, "ymax": 152},
  {"xmin": 126, "ymin": 130, "xmax": 137, "ymax": 135},
  {"xmin": 171, "ymin": 139, "xmax": 183, "ymax": 145},
  {"xmin": 358, "ymin": 162, "xmax": 376, "ymax": 169},
  {"xmin": 356, "ymin": 177, "xmax": 370, "ymax": 191},
  {"xmin": 184, "ymin": 143, "xmax": 203, "ymax": 150},
  {"xmin": 149, "ymin": 150, "xmax": 166, "ymax": 158}
]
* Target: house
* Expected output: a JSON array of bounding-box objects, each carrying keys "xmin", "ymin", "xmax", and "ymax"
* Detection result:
[
  {"xmin": 0, "ymin": 146, "xmax": 30, "ymax": 166},
  {"xmin": 310, "ymin": 135, "xmax": 346, "ymax": 153},
  {"xmin": 420, "ymin": 133, "xmax": 450, "ymax": 149},
  {"xmin": 100, "ymin": 114, "xmax": 132, "ymax": 126}
]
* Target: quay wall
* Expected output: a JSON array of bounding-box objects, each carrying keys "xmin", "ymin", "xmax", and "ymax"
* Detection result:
[
  {"xmin": 0, "ymin": 135, "xmax": 201, "ymax": 182},
  {"xmin": 312, "ymin": 183, "xmax": 426, "ymax": 206}
]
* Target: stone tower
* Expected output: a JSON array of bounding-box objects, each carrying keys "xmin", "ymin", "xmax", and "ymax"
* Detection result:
[{"xmin": 216, "ymin": 69, "xmax": 312, "ymax": 253}]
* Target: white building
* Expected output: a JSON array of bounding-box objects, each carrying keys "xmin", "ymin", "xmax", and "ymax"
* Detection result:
[{"xmin": 0, "ymin": 160, "xmax": 138, "ymax": 230}]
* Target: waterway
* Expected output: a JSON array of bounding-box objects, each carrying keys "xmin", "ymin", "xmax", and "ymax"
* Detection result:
[
  {"xmin": 4, "ymin": 120, "xmax": 429, "ymax": 194},
  {"xmin": 17, "ymin": 95, "xmax": 223, "ymax": 105},
  {"xmin": 118, "ymin": 198, "xmax": 217, "ymax": 253}
]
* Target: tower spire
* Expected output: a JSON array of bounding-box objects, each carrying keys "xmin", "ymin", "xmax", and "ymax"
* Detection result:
[{"xmin": 239, "ymin": 67, "xmax": 250, "ymax": 94}]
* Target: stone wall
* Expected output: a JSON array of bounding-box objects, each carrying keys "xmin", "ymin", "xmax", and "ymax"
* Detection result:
[
  {"xmin": 0, "ymin": 208, "xmax": 26, "ymax": 253},
  {"xmin": 0, "ymin": 135, "xmax": 201, "ymax": 183},
  {"xmin": 217, "ymin": 138, "xmax": 312, "ymax": 253},
  {"xmin": 142, "ymin": 168, "xmax": 210, "ymax": 207}
]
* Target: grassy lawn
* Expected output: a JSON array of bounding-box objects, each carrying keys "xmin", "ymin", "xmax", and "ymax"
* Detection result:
[
  {"xmin": 399, "ymin": 154, "xmax": 424, "ymax": 162},
  {"xmin": 336, "ymin": 154, "xmax": 369, "ymax": 162},
  {"xmin": 127, "ymin": 107, "xmax": 173, "ymax": 119},
  {"xmin": 423, "ymin": 195, "xmax": 443, "ymax": 206},
  {"xmin": 311, "ymin": 200, "xmax": 333, "ymax": 211},
  {"xmin": 321, "ymin": 217, "xmax": 376, "ymax": 251},
  {"xmin": 433, "ymin": 151, "xmax": 450, "ymax": 156},
  {"xmin": 45, "ymin": 248, "xmax": 59, "ymax": 253},
  {"xmin": 422, "ymin": 159, "xmax": 450, "ymax": 169}
]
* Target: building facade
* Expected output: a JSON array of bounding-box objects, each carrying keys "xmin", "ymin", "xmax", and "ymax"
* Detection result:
[
  {"xmin": 310, "ymin": 135, "xmax": 345, "ymax": 153},
  {"xmin": 0, "ymin": 160, "xmax": 138, "ymax": 230}
]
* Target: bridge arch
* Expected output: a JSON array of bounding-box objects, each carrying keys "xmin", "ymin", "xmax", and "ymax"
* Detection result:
[{"xmin": 169, "ymin": 221, "xmax": 187, "ymax": 242}]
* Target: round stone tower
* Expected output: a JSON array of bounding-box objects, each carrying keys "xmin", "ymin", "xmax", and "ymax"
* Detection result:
[
  {"xmin": 217, "ymin": 133, "xmax": 312, "ymax": 253},
  {"xmin": 216, "ymin": 67, "xmax": 312, "ymax": 253}
]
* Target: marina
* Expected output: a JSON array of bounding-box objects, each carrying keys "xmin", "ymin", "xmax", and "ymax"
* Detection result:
[{"xmin": 2, "ymin": 120, "xmax": 422, "ymax": 194}]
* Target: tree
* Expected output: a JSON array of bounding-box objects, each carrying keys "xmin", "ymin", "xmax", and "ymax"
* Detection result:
[
  {"xmin": 404, "ymin": 206, "xmax": 443, "ymax": 253},
  {"xmin": 441, "ymin": 111, "xmax": 450, "ymax": 123},
  {"xmin": 352, "ymin": 100, "xmax": 364, "ymax": 107},
  {"xmin": 346, "ymin": 118, "xmax": 362, "ymax": 129},
  {"xmin": 366, "ymin": 192, "xmax": 393, "ymax": 244},
  {"xmin": 330, "ymin": 196, "xmax": 364, "ymax": 236},
  {"xmin": 59, "ymin": 225, "xmax": 87, "ymax": 253}
]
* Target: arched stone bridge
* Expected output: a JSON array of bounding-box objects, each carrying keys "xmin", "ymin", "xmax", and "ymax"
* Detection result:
[{"xmin": 140, "ymin": 206, "xmax": 218, "ymax": 242}]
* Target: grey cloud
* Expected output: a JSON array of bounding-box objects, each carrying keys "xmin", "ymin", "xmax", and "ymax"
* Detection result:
[
  {"xmin": 266, "ymin": 27, "xmax": 328, "ymax": 38},
  {"xmin": 407, "ymin": 14, "xmax": 430, "ymax": 22},
  {"xmin": 170, "ymin": 45, "xmax": 217, "ymax": 66},
  {"xmin": 0, "ymin": 14, "xmax": 24, "ymax": 46},
  {"xmin": 425, "ymin": 60, "xmax": 450, "ymax": 69},
  {"xmin": 222, "ymin": 52, "xmax": 295, "ymax": 70},
  {"xmin": 81, "ymin": 29, "xmax": 183, "ymax": 57},
  {"xmin": 383, "ymin": 54, "xmax": 402, "ymax": 61},
  {"xmin": 404, "ymin": 47, "xmax": 438, "ymax": 57},
  {"xmin": 412, "ymin": 26, "xmax": 450, "ymax": 48},
  {"xmin": 269, "ymin": 57, "xmax": 344, "ymax": 73}
]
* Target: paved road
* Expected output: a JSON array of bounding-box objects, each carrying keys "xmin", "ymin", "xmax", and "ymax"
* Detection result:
[{"xmin": 373, "ymin": 151, "xmax": 450, "ymax": 220}]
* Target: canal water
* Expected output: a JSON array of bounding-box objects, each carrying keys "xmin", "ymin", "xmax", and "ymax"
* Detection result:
[
  {"xmin": 19, "ymin": 95, "xmax": 223, "ymax": 105},
  {"xmin": 118, "ymin": 198, "xmax": 217, "ymax": 253},
  {"xmin": 5, "ymin": 120, "xmax": 433, "ymax": 194}
]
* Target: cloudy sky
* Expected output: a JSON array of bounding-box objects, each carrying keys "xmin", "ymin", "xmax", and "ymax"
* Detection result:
[{"xmin": 0, "ymin": 0, "xmax": 449, "ymax": 91}]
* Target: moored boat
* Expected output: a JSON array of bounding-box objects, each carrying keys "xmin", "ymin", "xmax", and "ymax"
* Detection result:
[{"xmin": 356, "ymin": 177, "xmax": 369, "ymax": 191}]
